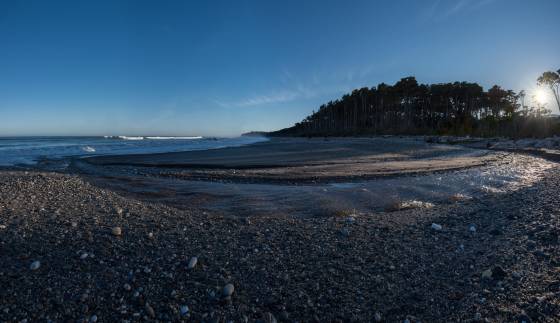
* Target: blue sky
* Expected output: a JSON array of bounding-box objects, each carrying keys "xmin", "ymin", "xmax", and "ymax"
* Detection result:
[{"xmin": 0, "ymin": 0, "xmax": 558, "ymax": 136}]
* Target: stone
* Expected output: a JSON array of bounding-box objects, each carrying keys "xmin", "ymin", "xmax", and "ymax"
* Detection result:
[
  {"xmin": 145, "ymin": 303, "xmax": 155, "ymax": 318},
  {"xmin": 80, "ymin": 253, "xmax": 88, "ymax": 260},
  {"xmin": 30, "ymin": 260, "xmax": 41, "ymax": 271},
  {"xmin": 431, "ymin": 223, "xmax": 442, "ymax": 231},
  {"xmin": 263, "ymin": 312, "xmax": 277, "ymax": 323},
  {"xmin": 222, "ymin": 283, "xmax": 235, "ymax": 298},
  {"xmin": 89, "ymin": 315, "xmax": 98, "ymax": 322},
  {"xmin": 123, "ymin": 283, "xmax": 132, "ymax": 291},
  {"xmin": 374, "ymin": 312, "xmax": 382, "ymax": 322},
  {"xmin": 481, "ymin": 269, "xmax": 492, "ymax": 280},
  {"xmin": 187, "ymin": 256, "xmax": 198, "ymax": 270},
  {"xmin": 112, "ymin": 227, "xmax": 122, "ymax": 236},
  {"xmin": 340, "ymin": 228, "xmax": 350, "ymax": 237},
  {"xmin": 469, "ymin": 224, "xmax": 477, "ymax": 233},
  {"xmin": 491, "ymin": 266, "xmax": 507, "ymax": 280},
  {"xmin": 180, "ymin": 305, "xmax": 189, "ymax": 316}
]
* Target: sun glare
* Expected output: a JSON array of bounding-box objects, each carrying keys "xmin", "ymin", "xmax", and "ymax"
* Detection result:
[{"xmin": 535, "ymin": 88, "xmax": 549, "ymax": 104}]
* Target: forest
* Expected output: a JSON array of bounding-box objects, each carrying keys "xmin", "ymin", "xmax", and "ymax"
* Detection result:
[{"xmin": 270, "ymin": 71, "xmax": 560, "ymax": 138}]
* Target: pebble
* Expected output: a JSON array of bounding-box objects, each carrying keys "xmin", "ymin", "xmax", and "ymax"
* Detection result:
[
  {"xmin": 469, "ymin": 224, "xmax": 477, "ymax": 232},
  {"xmin": 481, "ymin": 269, "xmax": 493, "ymax": 280},
  {"xmin": 374, "ymin": 312, "xmax": 382, "ymax": 322},
  {"xmin": 340, "ymin": 228, "xmax": 350, "ymax": 237},
  {"xmin": 180, "ymin": 305, "xmax": 189, "ymax": 316},
  {"xmin": 474, "ymin": 312, "xmax": 482, "ymax": 321},
  {"xmin": 431, "ymin": 223, "xmax": 442, "ymax": 231},
  {"xmin": 89, "ymin": 315, "xmax": 98, "ymax": 322},
  {"xmin": 80, "ymin": 253, "xmax": 88, "ymax": 260},
  {"xmin": 112, "ymin": 227, "xmax": 122, "ymax": 236},
  {"xmin": 123, "ymin": 283, "xmax": 132, "ymax": 291},
  {"xmin": 145, "ymin": 302, "xmax": 155, "ymax": 318},
  {"xmin": 263, "ymin": 312, "xmax": 277, "ymax": 323},
  {"xmin": 222, "ymin": 283, "xmax": 235, "ymax": 298},
  {"xmin": 187, "ymin": 256, "xmax": 198, "ymax": 270},
  {"xmin": 30, "ymin": 260, "xmax": 41, "ymax": 271}
]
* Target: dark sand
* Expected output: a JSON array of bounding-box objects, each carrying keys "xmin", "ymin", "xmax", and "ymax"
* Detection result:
[
  {"xmin": 1, "ymin": 138, "xmax": 560, "ymax": 322},
  {"xmin": 83, "ymin": 137, "xmax": 500, "ymax": 183}
]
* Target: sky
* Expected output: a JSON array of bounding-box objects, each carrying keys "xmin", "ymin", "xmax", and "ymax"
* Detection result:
[{"xmin": 0, "ymin": 0, "xmax": 558, "ymax": 137}]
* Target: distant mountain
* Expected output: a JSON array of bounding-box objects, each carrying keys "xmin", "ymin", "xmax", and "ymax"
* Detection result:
[{"xmin": 241, "ymin": 131, "xmax": 269, "ymax": 137}]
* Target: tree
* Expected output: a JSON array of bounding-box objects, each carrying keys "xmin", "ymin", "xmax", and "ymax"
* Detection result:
[{"xmin": 537, "ymin": 70, "xmax": 560, "ymax": 111}]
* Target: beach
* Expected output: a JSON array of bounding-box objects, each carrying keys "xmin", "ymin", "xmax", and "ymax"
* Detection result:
[{"xmin": 1, "ymin": 137, "xmax": 560, "ymax": 322}]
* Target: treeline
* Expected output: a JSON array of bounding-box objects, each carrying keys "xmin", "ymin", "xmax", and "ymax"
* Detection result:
[{"xmin": 270, "ymin": 76, "xmax": 559, "ymax": 138}]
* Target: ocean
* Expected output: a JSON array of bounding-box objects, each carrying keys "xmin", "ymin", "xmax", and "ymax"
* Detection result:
[{"xmin": 0, "ymin": 136, "xmax": 268, "ymax": 166}]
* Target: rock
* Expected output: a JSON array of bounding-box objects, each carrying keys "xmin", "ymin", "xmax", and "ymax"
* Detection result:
[
  {"xmin": 374, "ymin": 312, "xmax": 382, "ymax": 322},
  {"xmin": 346, "ymin": 216, "xmax": 356, "ymax": 224},
  {"xmin": 516, "ymin": 314, "xmax": 532, "ymax": 323},
  {"xmin": 222, "ymin": 283, "xmax": 235, "ymax": 298},
  {"xmin": 111, "ymin": 227, "xmax": 122, "ymax": 236},
  {"xmin": 89, "ymin": 315, "xmax": 98, "ymax": 322},
  {"xmin": 80, "ymin": 253, "xmax": 88, "ymax": 260},
  {"xmin": 263, "ymin": 312, "xmax": 277, "ymax": 323},
  {"xmin": 180, "ymin": 305, "xmax": 189, "ymax": 316},
  {"xmin": 489, "ymin": 228, "xmax": 503, "ymax": 235},
  {"xmin": 187, "ymin": 256, "xmax": 198, "ymax": 270},
  {"xmin": 431, "ymin": 223, "xmax": 442, "ymax": 231},
  {"xmin": 469, "ymin": 224, "xmax": 477, "ymax": 233},
  {"xmin": 123, "ymin": 283, "xmax": 132, "ymax": 291},
  {"xmin": 145, "ymin": 302, "xmax": 155, "ymax": 318},
  {"xmin": 340, "ymin": 228, "xmax": 350, "ymax": 237},
  {"xmin": 30, "ymin": 260, "xmax": 41, "ymax": 271},
  {"xmin": 474, "ymin": 312, "xmax": 482, "ymax": 321},
  {"xmin": 491, "ymin": 265, "xmax": 507, "ymax": 280},
  {"xmin": 481, "ymin": 269, "xmax": 493, "ymax": 280}
]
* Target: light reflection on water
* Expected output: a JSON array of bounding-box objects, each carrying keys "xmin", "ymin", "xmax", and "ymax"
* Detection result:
[{"xmin": 95, "ymin": 153, "xmax": 555, "ymax": 218}]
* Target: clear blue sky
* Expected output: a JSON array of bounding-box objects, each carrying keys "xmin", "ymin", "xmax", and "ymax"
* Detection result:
[{"xmin": 0, "ymin": 0, "xmax": 558, "ymax": 136}]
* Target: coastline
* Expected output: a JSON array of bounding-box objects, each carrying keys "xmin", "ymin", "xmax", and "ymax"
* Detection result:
[{"xmin": 1, "ymin": 137, "xmax": 559, "ymax": 322}]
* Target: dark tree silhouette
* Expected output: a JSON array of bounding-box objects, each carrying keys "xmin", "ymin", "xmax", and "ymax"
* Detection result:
[
  {"xmin": 270, "ymin": 75, "xmax": 560, "ymax": 138},
  {"xmin": 537, "ymin": 70, "xmax": 560, "ymax": 111}
]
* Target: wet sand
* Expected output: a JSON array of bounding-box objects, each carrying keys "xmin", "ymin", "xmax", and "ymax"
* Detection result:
[{"xmin": 83, "ymin": 137, "xmax": 499, "ymax": 183}]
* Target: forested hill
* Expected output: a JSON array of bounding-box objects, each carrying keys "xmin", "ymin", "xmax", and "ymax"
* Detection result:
[{"xmin": 269, "ymin": 76, "xmax": 558, "ymax": 138}]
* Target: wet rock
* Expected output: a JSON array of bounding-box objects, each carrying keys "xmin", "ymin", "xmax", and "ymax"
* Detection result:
[
  {"xmin": 111, "ymin": 226, "xmax": 122, "ymax": 236},
  {"xmin": 222, "ymin": 283, "xmax": 235, "ymax": 298},
  {"xmin": 187, "ymin": 256, "xmax": 198, "ymax": 270},
  {"xmin": 431, "ymin": 223, "xmax": 442, "ymax": 231},
  {"xmin": 30, "ymin": 260, "xmax": 41, "ymax": 271}
]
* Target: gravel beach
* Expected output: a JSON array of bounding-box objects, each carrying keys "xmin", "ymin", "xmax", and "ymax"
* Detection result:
[
  {"xmin": 1, "ymin": 138, "xmax": 560, "ymax": 322},
  {"xmin": 1, "ymin": 166, "xmax": 560, "ymax": 322}
]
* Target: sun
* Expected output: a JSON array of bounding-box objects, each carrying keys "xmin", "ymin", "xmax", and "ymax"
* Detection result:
[{"xmin": 535, "ymin": 88, "xmax": 549, "ymax": 104}]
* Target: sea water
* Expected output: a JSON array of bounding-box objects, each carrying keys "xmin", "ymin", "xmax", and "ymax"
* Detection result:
[{"xmin": 0, "ymin": 136, "xmax": 268, "ymax": 166}]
